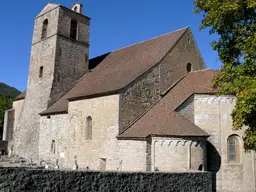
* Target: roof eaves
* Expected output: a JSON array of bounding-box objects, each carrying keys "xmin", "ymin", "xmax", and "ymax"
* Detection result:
[
  {"xmin": 67, "ymin": 89, "xmax": 120, "ymax": 101},
  {"xmin": 39, "ymin": 110, "xmax": 68, "ymax": 116}
]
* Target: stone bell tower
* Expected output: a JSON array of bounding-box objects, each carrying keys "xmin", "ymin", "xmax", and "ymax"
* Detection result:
[{"xmin": 13, "ymin": 3, "xmax": 90, "ymax": 160}]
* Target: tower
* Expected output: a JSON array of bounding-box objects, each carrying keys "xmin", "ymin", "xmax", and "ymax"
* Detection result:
[{"xmin": 13, "ymin": 3, "xmax": 90, "ymax": 159}]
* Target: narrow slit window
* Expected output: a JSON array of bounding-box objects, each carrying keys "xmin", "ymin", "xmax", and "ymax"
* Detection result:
[
  {"xmin": 51, "ymin": 140, "xmax": 56, "ymax": 154},
  {"xmin": 39, "ymin": 66, "xmax": 44, "ymax": 78},
  {"xmin": 85, "ymin": 116, "xmax": 92, "ymax": 140},
  {"xmin": 41, "ymin": 19, "xmax": 48, "ymax": 39},
  {"xmin": 70, "ymin": 20, "xmax": 78, "ymax": 39},
  {"xmin": 187, "ymin": 63, "xmax": 192, "ymax": 73}
]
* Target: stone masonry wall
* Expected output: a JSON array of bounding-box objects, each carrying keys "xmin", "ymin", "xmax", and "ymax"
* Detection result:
[
  {"xmin": 151, "ymin": 137, "xmax": 205, "ymax": 172},
  {"xmin": 194, "ymin": 95, "xmax": 256, "ymax": 192},
  {"xmin": 4, "ymin": 99, "xmax": 24, "ymax": 152},
  {"xmin": 39, "ymin": 114, "xmax": 69, "ymax": 167},
  {"xmin": 0, "ymin": 168, "xmax": 212, "ymax": 192},
  {"xmin": 50, "ymin": 36, "xmax": 89, "ymax": 106},
  {"xmin": 3, "ymin": 109, "xmax": 14, "ymax": 142},
  {"xmin": 39, "ymin": 94, "xmax": 147, "ymax": 171},
  {"xmin": 119, "ymin": 29, "xmax": 206, "ymax": 133},
  {"xmin": 12, "ymin": 99, "xmax": 24, "ymax": 131},
  {"xmin": 13, "ymin": 6, "xmax": 62, "ymax": 160},
  {"xmin": 159, "ymin": 30, "xmax": 205, "ymax": 93},
  {"xmin": 49, "ymin": 7, "xmax": 90, "ymax": 106},
  {"xmin": 176, "ymin": 95, "xmax": 194, "ymax": 122},
  {"xmin": 13, "ymin": 34, "xmax": 57, "ymax": 160},
  {"xmin": 119, "ymin": 66, "xmax": 160, "ymax": 133}
]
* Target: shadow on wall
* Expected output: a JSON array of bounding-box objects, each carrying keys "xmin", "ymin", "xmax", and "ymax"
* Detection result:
[{"xmin": 207, "ymin": 141, "xmax": 221, "ymax": 192}]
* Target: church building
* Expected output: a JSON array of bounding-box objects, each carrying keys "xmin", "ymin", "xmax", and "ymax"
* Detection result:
[{"xmin": 3, "ymin": 2, "xmax": 256, "ymax": 192}]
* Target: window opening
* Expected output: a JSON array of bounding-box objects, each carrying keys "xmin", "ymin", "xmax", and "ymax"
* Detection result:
[
  {"xmin": 39, "ymin": 66, "xmax": 44, "ymax": 78},
  {"xmin": 51, "ymin": 140, "xmax": 56, "ymax": 154},
  {"xmin": 85, "ymin": 116, "xmax": 92, "ymax": 140},
  {"xmin": 227, "ymin": 135, "xmax": 240, "ymax": 163},
  {"xmin": 187, "ymin": 63, "xmax": 192, "ymax": 73},
  {"xmin": 41, "ymin": 19, "xmax": 48, "ymax": 39},
  {"xmin": 70, "ymin": 20, "xmax": 78, "ymax": 39}
]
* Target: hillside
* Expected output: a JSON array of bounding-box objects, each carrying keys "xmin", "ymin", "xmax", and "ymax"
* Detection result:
[{"xmin": 0, "ymin": 82, "xmax": 21, "ymax": 99}]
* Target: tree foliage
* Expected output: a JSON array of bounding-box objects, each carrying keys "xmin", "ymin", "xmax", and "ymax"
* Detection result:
[
  {"xmin": 0, "ymin": 97, "xmax": 12, "ymax": 128},
  {"xmin": 194, "ymin": 0, "xmax": 256, "ymax": 151}
]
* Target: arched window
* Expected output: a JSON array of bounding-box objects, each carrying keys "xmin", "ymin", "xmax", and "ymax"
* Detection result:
[
  {"xmin": 70, "ymin": 20, "xmax": 78, "ymax": 40},
  {"xmin": 51, "ymin": 140, "xmax": 56, "ymax": 154},
  {"xmin": 39, "ymin": 66, "xmax": 43, "ymax": 78},
  {"xmin": 42, "ymin": 19, "xmax": 48, "ymax": 39},
  {"xmin": 187, "ymin": 63, "xmax": 192, "ymax": 73},
  {"xmin": 74, "ymin": 6, "xmax": 78, "ymax": 12},
  {"xmin": 227, "ymin": 135, "xmax": 240, "ymax": 163},
  {"xmin": 85, "ymin": 116, "xmax": 92, "ymax": 140}
]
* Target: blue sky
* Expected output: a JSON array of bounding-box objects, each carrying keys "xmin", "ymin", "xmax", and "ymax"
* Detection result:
[{"xmin": 0, "ymin": 0, "xmax": 221, "ymax": 92}]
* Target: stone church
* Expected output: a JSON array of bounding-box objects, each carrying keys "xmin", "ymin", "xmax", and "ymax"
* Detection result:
[{"xmin": 3, "ymin": 2, "xmax": 256, "ymax": 191}]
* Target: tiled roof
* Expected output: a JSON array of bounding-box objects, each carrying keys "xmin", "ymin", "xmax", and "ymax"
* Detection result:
[
  {"xmin": 118, "ymin": 69, "xmax": 218, "ymax": 139},
  {"xmin": 41, "ymin": 27, "xmax": 188, "ymax": 115},
  {"xmin": 14, "ymin": 91, "xmax": 26, "ymax": 101},
  {"xmin": 66, "ymin": 27, "xmax": 188, "ymax": 100}
]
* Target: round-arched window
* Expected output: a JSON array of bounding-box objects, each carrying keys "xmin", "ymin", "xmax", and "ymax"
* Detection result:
[
  {"xmin": 187, "ymin": 63, "xmax": 192, "ymax": 73},
  {"xmin": 227, "ymin": 135, "xmax": 240, "ymax": 163},
  {"xmin": 41, "ymin": 19, "xmax": 48, "ymax": 39},
  {"xmin": 85, "ymin": 116, "xmax": 92, "ymax": 140}
]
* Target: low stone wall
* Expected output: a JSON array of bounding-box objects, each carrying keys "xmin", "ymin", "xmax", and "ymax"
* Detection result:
[{"xmin": 0, "ymin": 168, "xmax": 212, "ymax": 192}]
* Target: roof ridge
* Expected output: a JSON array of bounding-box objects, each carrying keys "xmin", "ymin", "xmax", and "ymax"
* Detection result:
[{"xmin": 111, "ymin": 27, "xmax": 189, "ymax": 53}]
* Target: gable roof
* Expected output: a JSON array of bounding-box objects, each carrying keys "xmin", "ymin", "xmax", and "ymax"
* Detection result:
[
  {"xmin": 41, "ymin": 27, "xmax": 188, "ymax": 115},
  {"xmin": 14, "ymin": 91, "xmax": 26, "ymax": 101},
  {"xmin": 36, "ymin": 3, "xmax": 60, "ymax": 18},
  {"xmin": 118, "ymin": 69, "xmax": 218, "ymax": 139},
  {"xmin": 66, "ymin": 27, "xmax": 188, "ymax": 101}
]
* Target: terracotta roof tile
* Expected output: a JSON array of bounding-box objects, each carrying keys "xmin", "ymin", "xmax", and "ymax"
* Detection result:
[
  {"xmin": 118, "ymin": 69, "xmax": 218, "ymax": 139},
  {"xmin": 41, "ymin": 27, "xmax": 188, "ymax": 115}
]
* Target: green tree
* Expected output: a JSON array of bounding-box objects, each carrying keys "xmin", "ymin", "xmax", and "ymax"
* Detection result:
[
  {"xmin": 194, "ymin": 0, "xmax": 256, "ymax": 151},
  {"xmin": 0, "ymin": 97, "xmax": 12, "ymax": 129}
]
